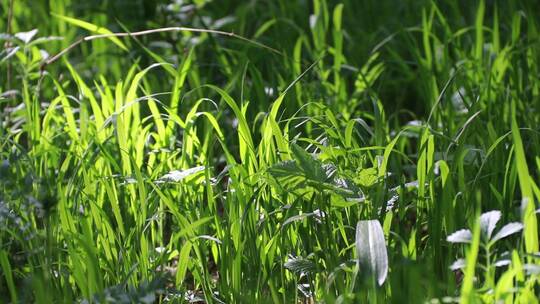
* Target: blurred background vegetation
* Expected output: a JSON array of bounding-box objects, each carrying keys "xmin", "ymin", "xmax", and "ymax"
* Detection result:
[{"xmin": 3, "ymin": 0, "xmax": 539, "ymax": 115}]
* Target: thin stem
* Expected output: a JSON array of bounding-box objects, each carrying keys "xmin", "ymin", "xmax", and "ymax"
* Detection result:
[
  {"xmin": 40, "ymin": 26, "xmax": 282, "ymax": 71},
  {"xmin": 5, "ymin": 0, "xmax": 14, "ymax": 90}
]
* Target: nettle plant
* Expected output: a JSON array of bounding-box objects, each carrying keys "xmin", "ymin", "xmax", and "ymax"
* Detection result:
[
  {"xmin": 446, "ymin": 210, "xmax": 539, "ymax": 301},
  {"xmin": 266, "ymin": 141, "xmax": 391, "ymax": 299}
]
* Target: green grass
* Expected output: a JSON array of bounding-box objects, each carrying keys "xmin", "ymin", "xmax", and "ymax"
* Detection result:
[{"xmin": 1, "ymin": 0, "xmax": 539, "ymax": 303}]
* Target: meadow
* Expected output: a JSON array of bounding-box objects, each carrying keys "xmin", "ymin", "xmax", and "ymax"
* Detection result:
[{"xmin": 0, "ymin": 0, "xmax": 539, "ymax": 303}]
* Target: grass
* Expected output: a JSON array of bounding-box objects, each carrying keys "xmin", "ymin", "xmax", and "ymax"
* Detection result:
[{"xmin": 1, "ymin": 0, "xmax": 539, "ymax": 303}]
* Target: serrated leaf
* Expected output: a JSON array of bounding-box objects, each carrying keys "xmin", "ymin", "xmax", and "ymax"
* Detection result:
[
  {"xmin": 332, "ymin": 177, "xmax": 360, "ymax": 198},
  {"xmin": 355, "ymin": 220, "xmax": 388, "ymax": 286},
  {"xmin": 491, "ymin": 222, "xmax": 523, "ymax": 243},
  {"xmin": 290, "ymin": 143, "xmax": 326, "ymax": 182},
  {"xmin": 446, "ymin": 229, "xmax": 473, "ymax": 243},
  {"xmin": 284, "ymin": 256, "xmax": 315, "ymax": 275},
  {"xmin": 480, "ymin": 210, "xmax": 501, "ymax": 240},
  {"xmin": 322, "ymin": 163, "xmax": 338, "ymax": 180},
  {"xmin": 354, "ymin": 167, "xmax": 378, "ymax": 188},
  {"xmin": 268, "ymin": 160, "xmax": 300, "ymax": 178}
]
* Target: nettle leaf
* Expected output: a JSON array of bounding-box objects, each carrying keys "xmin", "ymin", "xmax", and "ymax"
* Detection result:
[
  {"xmin": 290, "ymin": 143, "xmax": 326, "ymax": 182},
  {"xmin": 446, "ymin": 229, "xmax": 472, "ymax": 243},
  {"xmin": 267, "ymin": 161, "xmax": 306, "ymax": 192},
  {"xmin": 333, "ymin": 177, "xmax": 360, "ymax": 195},
  {"xmin": 322, "ymin": 163, "xmax": 338, "ymax": 180},
  {"xmin": 355, "ymin": 220, "xmax": 388, "ymax": 286},
  {"xmin": 480, "ymin": 210, "xmax": 501, "ymax": 240},
  {"xmin": 284, "ymin": 256, "xmax": 316, "ymax": 275},
  {"xmin": 268, "ymin": 160, "xmax": 300, "ymax": 178},
  {"xmin": 354, "ymin": 167, "xmax": 378, "ymax": 188},
  {"xmin": 491, "ymin": 222, "xmax": 523, "ymax": 243}
]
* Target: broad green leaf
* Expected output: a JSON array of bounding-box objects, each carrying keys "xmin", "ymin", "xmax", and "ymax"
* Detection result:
[
  {"xmin": 284, "ymin": 256, "xmax": 316, "ymax": 275},
  {"xmin": 268, "ymin": 160, "xmax": 300, "ymax": 178},
  {"xmin": 291, "ymin": 143, "xmax": 326, "ymax": 182},
  {"xmin": 355, "ymin": 167, "xmax": 378, "ymax": 188}
]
